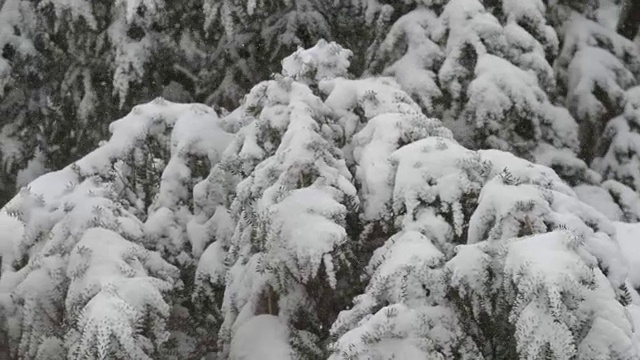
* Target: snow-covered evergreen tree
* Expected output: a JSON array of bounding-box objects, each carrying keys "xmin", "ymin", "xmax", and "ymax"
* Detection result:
[
  {"xmin": 194, "ymin": 41, "xmax": 362, "ymax": 359},
  {"xmin": 365, "ymin": 3, "xmax": 445, "ymax": 114},
  {"xmin": 557, "ymin": 11, "xmax": 640, "ymax": 164},
  {"xmin": 0, "ymin": 171, "xmax": 179, "ymax": 359},
  {"xmin": 0, "ymin": 0, "xmax": 191, "ymax": 205},
  {"xmin": 200, "ymin": 0, "xmax": 337, "ymax": 109},
  {"xmin": 0, "ymin": 98, "xmax": 232, "ymax": 359},
  {"xmin": 593, "ymin": 86, "xmax": 640, "ymax": 191},
  {"xmin": 326, "ymin": 74, "xmax": 638, "ymax": 358},
  {"xmin": 448, "ymin": 149, "xmax": 637, "ymax": 359},
  {"xmin": 329, "ymin": 136, "xmax": 488, "ymax": 359},
  {"xmin": 364, "ymin": 0, "xmax": 594, "ymax": 187}
]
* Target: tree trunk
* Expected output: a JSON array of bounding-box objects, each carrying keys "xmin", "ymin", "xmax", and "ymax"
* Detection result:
[{"xmin": 618, "ymin": 0, "xmax": 640, "ymax": 40}]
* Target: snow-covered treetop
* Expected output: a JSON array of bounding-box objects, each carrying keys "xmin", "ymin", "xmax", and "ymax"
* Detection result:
[
  {"xmin": 281, "ymin": 39, "xmax": 353, "ymax": 85},
  {"xmin": 0, "ymin": 98, "xmax": 232, "ymax": 359},
  {"xmin": 4, "ymin": 99, "xmax": 230, "ymax": 212},
  {"xmin": 367, "ymin": 6, "xmax": 444, "ymax": 113}
]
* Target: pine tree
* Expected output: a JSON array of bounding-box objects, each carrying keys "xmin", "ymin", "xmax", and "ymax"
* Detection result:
[
  {"xmin": 365, "ymin": 0, "xmax": 594, "ymax": 187},
  {"xmin": 592, "ymin": 86, "xmax": 640, "ymax": 192},
  {"xmin": 557, "ymin": 12, "xmax": 640, "ymax": 164},
  {"xmin": 200, "ymin": 0, "xmax": 335, "ymax": 110},
  {"xmin": 329, "ymin": 137, "xmax": 488, "ymax": 359},
  {"xmin": 0, "ymin": 0, "xmax": 42, "ymax": 201},
  {"xmin": 365, "ymin": 3, "xmax": 445, "ymax": 114},
  {"xmin": 193, "ymin": 41, "xmax": 362, "ymax": 359},
  {"xmin": 133, "ymin": 100, "xmax": 233, "ymax": 358},
  {"xmin": 0, "ymin": 98, "xmax": 232, "ymax": 359},
  {"xmin": 0, "ymin": 173, "xmax": 179, "ymax": 359},
  {"xmin": 449, "ymin": 149, "xmax": 636, "ymax": 359},
  {"xmin": 65, "ymin": 227, "xmax": 178, "ymax": 360},
  {"xmin": 0, "ymin": 0, "xmax": 203, "ymax": 205}
]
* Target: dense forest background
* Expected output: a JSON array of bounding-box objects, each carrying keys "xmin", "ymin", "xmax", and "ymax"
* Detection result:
[
  {"xmin": 0, "ymin": 0, "xmax": 637, "ymax": 205},
  {"xmin": 2, "ymin": 0, "xmax": 640, "ymax": 359}
]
